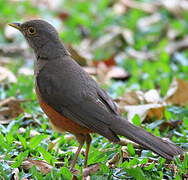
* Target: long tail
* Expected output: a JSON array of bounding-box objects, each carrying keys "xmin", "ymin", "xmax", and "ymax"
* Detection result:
[{"xmin": 112, "ymin": 117, "xmax": 184, "ymax": 160}]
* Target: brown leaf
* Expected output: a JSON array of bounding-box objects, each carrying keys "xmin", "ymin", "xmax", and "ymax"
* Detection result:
[
  {"xmin": 146, "ymin": 106, "xmax": 165, "ymax": 121},
  {"xmin": 83, "ymin": 164, "xmax": 100, "ymax": 177},
  {"xmin": 165, "ymin": 78, "xmax": 188, "ymax": 106},
  {"xmin": 124, "ymin": 104, "xmax": 165, "ymax": 122},
  {"xmin": 22, "ymin": 159, "xmax": 52, "ymax": 174},
  {"xmin": 93, "ymin": 55, "xmax": 116, "ymax": 67},
  {"xmin": 58, "ymin": 11, "xmax": 70, "ymax": 21},
  {"xmin": 0, "ymin": 97, "xmax": 24, "ymax": 124},
  {"xmin": 115, "ymin": 91, "xmax": 142, "ymax": 107},
  {"xmin": 121, "ymin": 146, "xmax": 129, "ymax": 159},
  {"xmin": 159, "ymin": 120, "xmax": 182, "ymax": 131},
  {"xmin": 106, "ymin": 152, "xmax": 120, "ymax": 168}
]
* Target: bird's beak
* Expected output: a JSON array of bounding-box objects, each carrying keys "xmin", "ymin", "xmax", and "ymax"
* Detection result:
[{"xmin": 8, "ymin": 22, "xmax": 22, "ymax": 31}]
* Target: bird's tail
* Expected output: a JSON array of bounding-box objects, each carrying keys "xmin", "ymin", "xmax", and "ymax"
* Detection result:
[{"xmin": 112, "ymin": 117, "xmax": 184, "ymax": 160}]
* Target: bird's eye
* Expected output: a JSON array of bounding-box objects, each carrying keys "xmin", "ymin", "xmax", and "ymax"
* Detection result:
[{"xmin": 27, "ymin": 27, "xmax": 36, "ymax": 35}]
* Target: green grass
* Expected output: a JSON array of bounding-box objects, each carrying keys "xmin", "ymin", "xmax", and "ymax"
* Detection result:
[{"xmin": 0, "ymin": 0, "xmax": 187, "ymax": 179}]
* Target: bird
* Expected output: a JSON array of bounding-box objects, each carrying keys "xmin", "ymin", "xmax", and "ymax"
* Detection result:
[{"xmin": 9, "ymin": 19, "xmax": 184, "ymax": 170}]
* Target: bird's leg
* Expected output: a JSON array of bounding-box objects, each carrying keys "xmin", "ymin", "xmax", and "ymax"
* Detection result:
[
  {"xmin": 70, "ymin": 134, "xmax": 85, "ymax": 171},
  {"xmin": 84, "ymin": 134, "xmax": 92, "ymax": 168}
]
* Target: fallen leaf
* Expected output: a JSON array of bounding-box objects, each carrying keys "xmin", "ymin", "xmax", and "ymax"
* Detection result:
[
  {"xmin": 106, "ymin": 66, "xmax": 130, "ymax": 81},
  {"xmin": 126, "ymin": 47, "xmax": 156, "ymax": 61},
  {"xmin": 93, "ymin": 55, "xmax": 116, "ymax": 67},
  {"xmin": 113, "ymin": 0, "xmax": 128, "ymax": 15},
  {"xmin": 117, "ymin": 138, "xmax": 141, "ymax": 149},
  {"xmin": 121, "ymin": 146, "xmax": 129, "ymax": 159},
  {"xmin": 0, "ymin": 97, "xmax": 25, "ymax": 124},
  {"xmin": 137, "ymin": 13, "xmax": 162, "ymax": 31},
  {"xmin": 146, "ymin": 106, "xmax": 165, "ymax": 121},
  {"xmin": 106, "ymin": 153, "xmax": 120, "ymax": 168},
  {"xmin": 83, "ymin": 164, "xmax": 100, "ymax": 177},
  {"xmin": 10, "ymin": 168, "xmax": 19, "ymax": 180},
  {"xmin": 18, "ymin": 67, "xmax": 33, "ymax": 75},
  {"xmin": 0, "ymin": 66, "xmax": 17, "ymax": 83},
  {"xmin": 83, "ymin": 67, "xmax": 97, "ymax": 76},
  {"xmin": 165, "ymin": 78, "xmax": 188, "ymax": 106},
  {"xmin": 120, "ymin": 0, "xmax": 159, "ymax": 13},
  {"xmin": 124, "ymin": 104, "xmax": 165, "ymax": 122},
  {"xmin": 58, "ymin": 11, "xmax": 70, "ymax": 21},
  {"xmin": 4, "ymin": 25, "xmax": 20, "ymax": 40},
  {"xmin": 115, "ymin": 91, "xmax": 142, "ymax": 108},
  {"xmin": 22, "ymin": 159, "xmax": 52, "ymax": 174},
  {"xmin": 166, "ymin": 36, "xmax": 188, "ymax": 55},
  {"xmin": 159, "ymin": 120, "xmax": 182, "ymax": 131},
  {"xmin": 31, "ymin": 0, "xmax": 61, "ymax": 10},
  {"xmin": 144, "ymin": 89, "xmax": 161, "ymax": 104},
  {"xmin": 160, "ymin": 0, "xmax": 188, "ymax": 16}
]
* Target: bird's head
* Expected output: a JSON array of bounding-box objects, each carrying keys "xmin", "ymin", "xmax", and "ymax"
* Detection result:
[{"xmin": 9, "ymin": 19, "xmax": 67, "ymax": 59}]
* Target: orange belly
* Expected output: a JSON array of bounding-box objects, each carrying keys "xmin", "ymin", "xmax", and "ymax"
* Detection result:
[{"xmin": 35, "ymin": 86, "xmax": 92, "ymax": 135}]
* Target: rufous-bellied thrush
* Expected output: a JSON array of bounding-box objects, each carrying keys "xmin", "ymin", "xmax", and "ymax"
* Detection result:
[{"xmin": 9, "ymin": 20, "xmax": 184, "ymax": 170}]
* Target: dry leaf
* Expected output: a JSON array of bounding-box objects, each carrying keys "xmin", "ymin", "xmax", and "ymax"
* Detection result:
[
  {"xmin": 160, "ymin": 0, "xmax": 188, "ymax": 15},
  {"xmin": 31, "ymin": 0, "xmax": 61, "ymax": 10},
  {"xmin": 113, "ymin": 1, "xmax": 128, "ymax": 15},
  {"xmin": 124, "ymin": 104, "xmax": 165, "ymax": 122},
  {"xmin": 120, "ymin": 0, "xmax": 158, "ymax": 13},
  {"xmin": 144, "ymin": 89, "xmax": 161, "ymax": 104},
  {"xmin": 10, "ymin": 168, "xmax": 19, "ymax": 180},
  {"xmin": 106, "ymin": 152, "xmax": 120, "ymax": 168},
  {"xmin": 83, "ymin": 67, "xmax": 97, "ymax": 76},
  {"xmin": 166, "ymin": 36, "xmax": 188, "ymax": 55},
  {"xmin": 137, "ymin": 13, "xmax": 162, "ymax": 31},
  {"xmin": 106, "ymin": 66, "xmax": 130, "ymax": 81},
  {"xmin": 108, "ymin": 26, "xmax": 134, "ymax": 45},
  {"xmin": 146, "ymin": 106, "xmax": 165, "ymax": 121},
  {"xmin": 0, "ymin": 57, "xmax": 12, "ymax": 66},
  {"xmin": 18, "ymin": 67, "xmax": 33, "ymax": 75},
  {"xmin": 126, "ymin": 47, "xmax": 155, "ymax": 61},
  {"xmin": 0, "ymin": 66, "xmax": 17, "ymax": 83},
  {"xmin": 121, "ymin": 146, "xmax": 129, "ymax": 159},
  {"xmin": 4, "ymin": 25, "xmax": 20, "ymax": 40},
  {"xmin": 159, "ymin": 120, "xmax": 182, "ymax": 131},
  {"xmin": 83, "ymin": 164, "xmax": 100, "ymax": 177},
  {"xmin": 165, "ymin": 78, "xmax": 188, "ymax": 106},
  {"xmin": 93, "ymin": 55, "xmax": 116, "ymax": 67},
  {"xmin": 115, "ymin": 91, "xmax": 142, "ymax": 108},
  {"xmin": 22, "ymin": 160, "xmax": 52, "ymax": 174},
  {"xmin": 117, "ymin": 138, "xmax": 141, "ymax": 149},
  {"xmin": 58, "ymin": 11, "xmax": 70, "ymax": 21},
  {"xmin": 0, "ymin": 97, "xmax": 24, "ymax": 124}
]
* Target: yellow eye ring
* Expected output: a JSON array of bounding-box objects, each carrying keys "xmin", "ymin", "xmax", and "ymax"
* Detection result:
[{"xmin": 27, "ymin": 27, "xmax": 36, "ymax": 35}]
